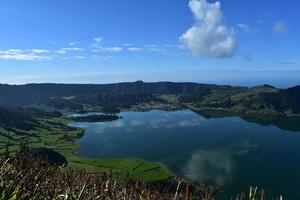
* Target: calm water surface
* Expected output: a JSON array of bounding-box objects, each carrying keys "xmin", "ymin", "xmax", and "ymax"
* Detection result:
[{"xmin": 69, "ymin": 110, "xmax": 300, "ymax": 199}]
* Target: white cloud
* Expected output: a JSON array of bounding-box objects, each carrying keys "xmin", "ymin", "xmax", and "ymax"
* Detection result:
[
  {"xmin": 237, "ymin": 23, "xmax": 259, "ymax": 32},
  {"xmin": 144, "ymin": 44, "xmax": 167, "ymax": 53},
  {"xmin": 62, "ymin": 47, "xmax": 83, "ymax": 51},
  {"xmin": 0, "ymin": 54, "xmax": 51, "ymax": 61},
  {"xmin": 237, "ymin": 23, "xmax": 250, "ymax": 29},
  {"xmin": 180, "ymin": 0, "xmax": 238, "ymax": 58},
  {"xmin": 57, "ymin": 47, "xmax": 83, "ymax": 54},
  {"xmin": 91, "ymin": 37, "xmax": 123, "ymax": 53},
  {"xmin": 102, "ymin": 47, "xmax": 123, "ymax": 52},
  {"xmin": 73, "ymin": 56, "xmax": 85, "ymax": 59},
  {"xmin": 56, "ymin": 50, "xmax": 66, "ymax": 54},
  {"xmin": 0, "ymin": 49, "xmax": 52, "ymax": 61},
  {"xmin": 94, "ymin": 37, "xmax": 103, "ymax": 43},
  {"xmin": 273, "ymin": 20, "xmax": 287, "ymax": 34},
  {"xmin": 92, "ymin": 55, "xmax": 114, "ymax": 60},
  {"xmin": 164, "ymin": 44, "xmax": 180, "ymax": 48},
  {"xmin": 31, "ymin": 49, "xmax": 50, "ymax": 54},
  {"xmin": 68, "ymin": 41, "xmax": 81, "ymax": 46},
  {"xmin": 128, "ymin": 47, "xmax": 143, "ymax": 52},
  {"xmin": 123, "ymin": 43, "xmax": 132, "ymax": 47},
  {"xmin": 93, "ymin": 47, "xmax": 123, "ymax": 53},
  {"xmin": 0, "ymin": 49, "xmax": 24, "ymax": 54}
]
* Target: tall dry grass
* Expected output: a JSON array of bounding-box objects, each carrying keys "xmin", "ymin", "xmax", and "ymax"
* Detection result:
[{"xmin": 0, "ymin": 145, "xmax": 280, "ymax": 200}]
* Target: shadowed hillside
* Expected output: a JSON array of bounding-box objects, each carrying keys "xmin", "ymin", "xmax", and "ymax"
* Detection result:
[
  {"xmin": 0, "ymin": 81, "xmax": 241, "ymax": 106},
  {"xmin": 1, "ymin": 81, "xmax": 299, "ymax": 115},
  {"xmin": 0, "ymin": 106, "xmax": 61, "ymax": 131}
]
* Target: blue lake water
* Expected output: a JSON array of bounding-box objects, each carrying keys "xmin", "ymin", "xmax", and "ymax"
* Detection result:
[{"xmin": 69, "ymin": 110, "xmax": 300, "ymax": 199}]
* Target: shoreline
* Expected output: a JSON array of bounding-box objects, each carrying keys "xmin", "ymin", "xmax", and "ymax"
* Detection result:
[
  {"xmin": 45, "ymin": 105, "xmax": 300, "ymax": 184},
  {"xmin": 64, "ymin": 117, "xmax": 173, "ymax": 182}
]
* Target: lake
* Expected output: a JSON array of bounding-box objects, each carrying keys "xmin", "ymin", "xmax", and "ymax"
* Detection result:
[{"xmin": 69, "ymin": 110, "xmax": 300, "ymax": 199}]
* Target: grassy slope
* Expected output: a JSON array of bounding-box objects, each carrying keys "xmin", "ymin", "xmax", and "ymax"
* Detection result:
[
  {"xmin": 160, "ymin": 86, "xmax": 293, "ymax": 116},
  {"xmin": 0, "ymin": 117, "xmax": 171, "ymax": 182}
]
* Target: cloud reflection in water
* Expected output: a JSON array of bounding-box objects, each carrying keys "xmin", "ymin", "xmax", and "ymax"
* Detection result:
[{"xmin": 183, "ymin": 150, "xmax": 234, "ymax": 186}]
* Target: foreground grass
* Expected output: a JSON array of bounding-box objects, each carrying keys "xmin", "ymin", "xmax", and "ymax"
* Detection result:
[
  {"xmin": 0, "ymin": 146, "xmax": 281, "ymax": 200},
  {"xmin": 0, "ymin": 147, "xmax": 178, "ymax": 199}
]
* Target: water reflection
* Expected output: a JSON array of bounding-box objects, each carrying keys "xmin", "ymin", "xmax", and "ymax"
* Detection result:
[
  {"xmin": 195, "ymin": 109, "xmax": 300, "ymax": 132},
  {"xmin": 183, "ymin": 150, "xmax": 234, "ymax": 186},
  {"xmin": 69, "ymin": 109, "xmax": 300, "ymax": 199}
]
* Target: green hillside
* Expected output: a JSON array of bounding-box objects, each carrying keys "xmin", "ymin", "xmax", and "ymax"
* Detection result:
[{"xmin": 0, "ymin": 82, "xmax": 299, "ymax": 115}]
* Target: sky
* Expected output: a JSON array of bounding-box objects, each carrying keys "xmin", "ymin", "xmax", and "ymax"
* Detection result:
[{"xmin": 0, "ymin": 0, "xmax": 299, "ymax": 87}]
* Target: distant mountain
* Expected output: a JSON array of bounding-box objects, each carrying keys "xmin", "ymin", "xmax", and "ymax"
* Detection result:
[
  {"xmin": 179, "ymin": 84, "xmax": 283, "ymax": 114},
  {"xmin": 0, "ymin": 81, "xmax": 241, "ymax": 106},
  {"xmin": 0, "ymin": 81, "xmax": 299, "ymax": 115}
]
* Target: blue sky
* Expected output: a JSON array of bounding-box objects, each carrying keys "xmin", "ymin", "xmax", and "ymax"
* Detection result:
[{"xmin": 0, "ymin": 0, "xmax": 299, "ymax": 87}]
